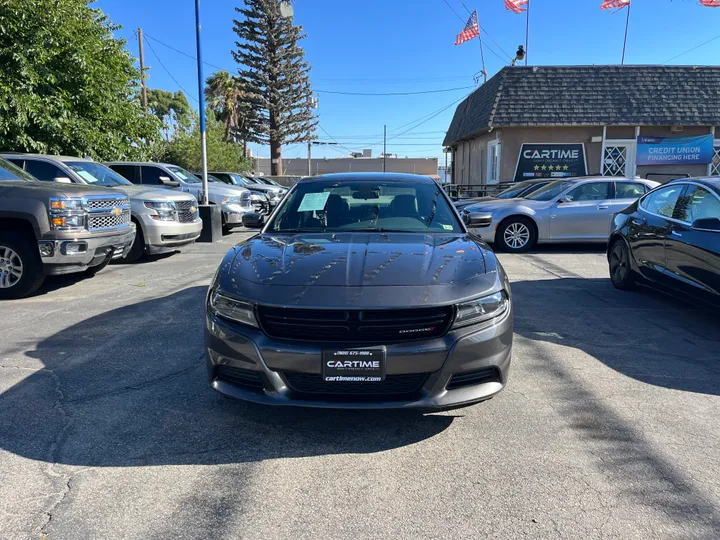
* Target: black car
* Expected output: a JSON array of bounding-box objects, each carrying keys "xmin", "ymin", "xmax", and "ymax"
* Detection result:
[
  {"xmin": 205, "ymin": 173, "xmax": 513, "ymax": 409},
  {"xmin": 608, "ymin": 177, "xmax": 720, "ymax": 306},
  {"xmin": 453, "ymin": 179, "xmax": 553, "ymax": 210}
]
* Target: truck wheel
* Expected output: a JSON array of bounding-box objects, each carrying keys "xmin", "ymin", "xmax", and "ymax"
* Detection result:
[
  {"xmin": 119, "ymin": 224, "xmax": 146, "ymax": 263},
  {"xmin": 496, "ymin": 217, "xmax": 537, "ymax": 253},
  {"xmin": 84, "ymin": 255, "xmax": 112, "ymax": 276},
  {"xmin": 0, "ymin": 232, "xmax": 45, "ymax": 300}
]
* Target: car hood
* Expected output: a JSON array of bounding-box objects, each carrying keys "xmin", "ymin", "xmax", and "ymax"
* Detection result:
[
  {"xmin": 0, "ymin": 180, "xmax": 119, "ymax": 198},
  {"xmin": 244, "ymin": 183, "xmax": 281, "ymax": 194},
  {"xmin": 216, "ymin": 233, "xmax": 504, "ymax": 308},
  {"xmin": 111, "ymin": 185, "xmax": 195, "ymax": 202},
  {"xmin": 207, "ymin": 183, "xmax": 249, "ymax": 197}
]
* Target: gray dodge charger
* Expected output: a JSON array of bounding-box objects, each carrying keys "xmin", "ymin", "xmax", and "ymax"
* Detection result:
[{"xmin": 205, "ymin": 173, "xmax": 513, "ymax": 409}]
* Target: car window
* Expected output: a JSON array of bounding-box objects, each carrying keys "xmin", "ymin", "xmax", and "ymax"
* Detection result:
[
  {"xmin": 496, "ymin": 181, "xmax": 537, "ymax": 200},
  {"xmin": 24, "ymin": 160, "xmax": 66, "ymax": 182},
  {"xmin": 640, "ymin": 185, "xmax": 685, "ymax": 218},
  {"xmin": 108, "ymin": 164, "xmax": 138, "ymax": 183},
  {"xmin": 63, "ymin": 161, "xmax": 132, "ymax": 186},
  {"xmin": 140, "ymin": 166, "xmax": 165, "ymax": 185},
  {"xmin": 524, "ymin": 180, "xmax": 575, "ymax": 201},
  {"xmin": 269, "ymin": 180, "xmax": 462, "ymax": 233},
  {"xmin": 167, "ymin": 165, "xmax": 200, "ymax": 183},
  {"xmin": 566, "ymin": 182, "xmax": 612, "ymax": 202},
  {"xmin": 0, "ymin": 157, "xmax": 36, "ymax": 181},
  {"xmin": 674, "ymin": 185, "xmax": 720, "ymax": 224},
  {"xmin": 614, "ymin": 182, "xmax": 648, "ymax": 199}
]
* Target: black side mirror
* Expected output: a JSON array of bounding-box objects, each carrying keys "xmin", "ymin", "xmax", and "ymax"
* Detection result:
[
  {"xmin": 463, "ymin": 212, "xmax": 492, "ymax": 228},
  {"xmin": 691, "ymin": 217, "xmax": 720, "ymax": 232},
  {"xmin": 159, "ymin": 176, "xmax": 180, "ymax": 188},
  {"xmin": 242, "ymin": 212, "xmax": 265, "ymax": 228}
]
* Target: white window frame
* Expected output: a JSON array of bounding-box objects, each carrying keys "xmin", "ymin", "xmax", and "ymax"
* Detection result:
[
  {"xmin": 602, "ymin": 139, "xmax": 637, "ymax": 177},
  {"xmin": 486, "ymin": 139, "xmax": 501, "ymax": 185},
  {"xmin": 710, "ymin": 142, "xmax": 720, "ymax": 177}
]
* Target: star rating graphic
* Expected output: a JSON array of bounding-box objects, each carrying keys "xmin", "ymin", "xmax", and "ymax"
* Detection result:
[
  {"xmin": 541, "ymin": 165, "xmax": 547, "ymax": 171},
  {"xmin": 533, "ymin": 165, "xmax": 539, "ymax": 171}
]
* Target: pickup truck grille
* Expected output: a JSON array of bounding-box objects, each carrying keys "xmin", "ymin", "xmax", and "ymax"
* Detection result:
[
  {"xmin": 175, "ymin": 200, "xmax": 198, "ymax": 223},
  {"xmin": 256, "ymin": 305, "xmax": 454, "ymax": 343},
  {"xmin": 85, "ymin": 195, "xmax": 131, "ymax": 231}
]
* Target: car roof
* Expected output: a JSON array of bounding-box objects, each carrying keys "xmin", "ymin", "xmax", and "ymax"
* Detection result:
[
  {"xmin": 104, "ymin": 161, "xmax": 177, "ymax": 167},
  {"xmin": 0, "ymin": 153, "xmax": 91, "ymax": 163},
  {"xmin": 668, "ymin": 176, "xmax": 720, "ymax": 195},
  {"xmin": 302, "ymin": 172, "xmax": 436, "ymax": 184}
]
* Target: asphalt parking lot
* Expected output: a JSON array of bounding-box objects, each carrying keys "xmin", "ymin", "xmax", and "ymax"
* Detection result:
[{"xmin": 1, "ymin": 233, "xmax": 719, "ymax": 540}]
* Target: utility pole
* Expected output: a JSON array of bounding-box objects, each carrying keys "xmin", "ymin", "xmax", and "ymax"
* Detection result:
[
  {"xmin": 383, "ymin": 125, "xmax": 387, "ymax": 173},
  {"xmin": 138, "ymin": 28, "xmax": 148, "ymax": 114},
  {"xmin": 194, "ymin": 0, "xmax": 209, "ymax": 206},
  {"xmin": 307, "ymin": 140, "xmax": 312, "ymax": 177}
]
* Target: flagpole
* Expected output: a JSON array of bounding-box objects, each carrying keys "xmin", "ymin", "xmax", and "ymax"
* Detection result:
[
  {"xmin": 621, "ymin": 2, "xmax": 631, "ymax": 65},
  {"xmin": 525, "ymin": 0, "xmax": 530, "ymax": 65},
  {"xmin": 476, "ymin": 11, "xmax": 487, "ymax": 83}
]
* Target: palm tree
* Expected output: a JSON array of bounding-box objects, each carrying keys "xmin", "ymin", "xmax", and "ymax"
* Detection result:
[{"xmin": 205, "ymin": 70, "xmax": 254, "ymax": 154}]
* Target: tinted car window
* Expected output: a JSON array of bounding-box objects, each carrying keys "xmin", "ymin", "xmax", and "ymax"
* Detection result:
[
  {"xmin": 615, "ymin": 182, "xmax": 647, "ymax": 199},
  {"xmin": 25, "ymin": 160, "xmax": 65, "ymax": 182},
  {"xmin": 566, "ymin": 182, "xmax": 612, "ymax": 201},
  {"xmin": 269, "ymin": 180, "xmax": 462, "ymax": 233},
  {"xmin": 64, "ymin": 161, "xmax": 132, "ymax": 186},
  {"xmin": 140, "ymin": 166, "xmax": 164, "ymax": 185},
  {"xmin": 674, "ymin": 185, "xmax": 720, "ymax": 223},
  {"xmin": 167, "ymin": 165, "xmax": 200, "ymax": 183},
  {"xmin": 640, "ymin": 185, "xmax": 684, "ymax": 218},
  {"xmin": 108, "ymin": 164, "xmax": 138, "ymax": 183},
  {"xmin": 0, "ymin": 157, "xmax": 36, "ymax": 181},
  {"xmin": 524, "ymin": 180, "xmax": 575, "ymax": 201}
]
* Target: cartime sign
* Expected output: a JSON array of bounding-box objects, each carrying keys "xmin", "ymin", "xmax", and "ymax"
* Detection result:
[
  {"xmin": 514, "ymin": 143, "xmax": 588, "ymax": 182},
  {"xmin": 636, "ymin": 135, "xmax": 714, "ymax": 166}
]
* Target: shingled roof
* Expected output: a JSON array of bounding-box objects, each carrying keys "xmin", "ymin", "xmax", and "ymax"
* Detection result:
[{"xmin": 443, "ymin": 65, "xmax": 720, "ymax": 146}]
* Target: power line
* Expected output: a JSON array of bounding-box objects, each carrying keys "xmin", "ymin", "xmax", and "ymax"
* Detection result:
[
  {"xmin": 316, "ymin": 86, "xmax": 474, "ymax": 96},
  {"xmin": 143, "ymin": 37, "xmax": 199, "ymax": 102},
  {"xmin": 442, "ymin": 0, "xmax": 466, "ymax": 22},
  {"xmin": 663, "ymin": 32, "xmax": 720, "ymax": 63},
  {"xmin": 317, "ymin": 125, "xmax": 357, "ymax": 154},
  {"xmin": 145, "ymin": 32, "xmax": 230, "ymax": 73},
  {"xmin": 439, "ymin": 1, "xmax": 511, "ymax": 64}
]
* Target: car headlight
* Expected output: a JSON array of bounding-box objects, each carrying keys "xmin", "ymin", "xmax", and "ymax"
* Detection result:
[
  {"xmin": 208, "ymin": 290, "xmax": 258, "ymax": 328},
  {"xmin": 49, "ymin": 197, "xmax": 86, "ymax": 230},
  {"xmin": 452, "ymin": 291, "xmax": 508, "ymax": 329},
  {"xmin": 222, "ymin": 196, "xmax": 245, "ymax": 206},
  {"xmin": 144, "ymin": 200, "xmax": 177, "ymax": 221}
]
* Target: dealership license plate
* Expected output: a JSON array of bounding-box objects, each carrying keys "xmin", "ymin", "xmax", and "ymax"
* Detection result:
[{"xmin": 322, "ymin": 348, "xmax": 386, "ymax": 382}]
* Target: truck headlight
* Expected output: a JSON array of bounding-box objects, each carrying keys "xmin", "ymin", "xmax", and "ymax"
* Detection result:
[
  {"xmin": 144, "ymin": 201, "xmax": 177, "ymax": 221},
  {"xmin": 49, "ymin": 197, "xmax": 86, "ymax": 230},
  {"xmin": 452, "ymin": 291, "xmax": 508, "ymax": 329},
  {"xmin": 209, "ymin": 290, "xmax": 258, "ymax": 328}
]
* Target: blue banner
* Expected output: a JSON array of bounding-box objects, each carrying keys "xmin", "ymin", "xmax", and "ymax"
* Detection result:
[{"xmin": 636, "ymin": 135, "xmax": 714, "ymax": 166}]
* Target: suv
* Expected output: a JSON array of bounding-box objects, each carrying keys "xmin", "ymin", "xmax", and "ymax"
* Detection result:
[
  {"xmin": 208, "ymin": 171, "xmax": 286, "ymax": 208},
  {"xmin": 106, "ymin": 162, "xmax": 262, "ymax": 232},
  {"xmin": 192, "ymin": 172, "xmax": 270, "ymax": 214},
  {"xmin": 0, "ymin": 157, "xmax": 135, "ymax": 299},
  {"xmin": 3, "ymin": 155, "xmax": 202, "ymax": 262}
]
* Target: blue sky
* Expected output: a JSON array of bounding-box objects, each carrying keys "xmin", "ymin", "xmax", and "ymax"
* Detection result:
[{"xmin": 97, "ymin": 0, "xmax": 719, "ymax": 161}]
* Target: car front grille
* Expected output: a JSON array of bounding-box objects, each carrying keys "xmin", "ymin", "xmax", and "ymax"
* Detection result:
[
  {"xmin": 256, "ymin": 305, "xmax": 454, "ymax": 343},
  {"xmin": 85, "ymin": 195, "xmax": 131, "ymax": 231},
  {"xmin": 85, "ymin": 197, "xmax": 128, "ymax": 210},
  {"xmin": 252, "ymin": 200, "xmax": 269, "ymax": 214},
  {"xmin": 446, "ymin": 367, "xmax": 500, "ymax": 390},
  {"xmin": 88, "ymin": 211, "xmax": 131, "ymax": 230},
  {"xmin": 175, "ymin": 200, "xmax": 197, "ymax": 223},
  {"xmin": 282, "ymin": 372, "xmax": 428, "ymax": 400}
]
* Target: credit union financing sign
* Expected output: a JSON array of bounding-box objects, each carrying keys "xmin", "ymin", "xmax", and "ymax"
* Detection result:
[
  {"xmin": 514, "ymin": 143, "xmax": 588, "ymax": 183},
  {"xmin": 636, "ymin": 135, "xmax": 714, "ymax": 166}
]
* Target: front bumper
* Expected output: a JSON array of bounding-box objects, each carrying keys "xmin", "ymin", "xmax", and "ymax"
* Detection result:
[
  {"xmin": 205, "ymin": 305, "xmax": 513, "ymax": 410},
  {"xmin": 469, "ymin": 225, "xmax": 496, "ymax": 244},
  {"xmin": 139, "ymin": 217, "xmax": 203, "ymax": 254},
  {"xmin": 39, "ymin": 225, "xmax": 136, "ymax": 275},
  {"xmin": 223, "ymin": 205, "xmax": 253, "ymax": 227}
]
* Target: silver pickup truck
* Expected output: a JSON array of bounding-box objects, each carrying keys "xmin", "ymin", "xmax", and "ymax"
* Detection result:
[
  {"xmin": 0, "ymin": 157, "xmax": 135, "ymax": 299},
  {"xmin": 2, "ymin": 154, "xmax": 202, "ymax": 262}
]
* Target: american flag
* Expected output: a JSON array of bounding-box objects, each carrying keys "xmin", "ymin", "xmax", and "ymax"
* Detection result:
[
  {"xmin": 600, "ymin": 0, "xmax": 630, "ymax": 10},
  {"xmin": 699, "ymin": 0, "xmax": 720, "ymax": 7},
  {"xmin": 454, "ymin": 10, "xmax": 480, "ymax": 46},
  {"xmin": 505, "ymin": 0, "xmax": 528, "ymax": 14}
]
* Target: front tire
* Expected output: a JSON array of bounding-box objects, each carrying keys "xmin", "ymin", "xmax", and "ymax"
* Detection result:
[
  {"xmin": 84, "ymin": 255, "xmax": 111, "ymax": 276},
  {"xmin": 0, "ymin": 232, "xmax": 45, "ymax": 300},
  {"xmin": 119, "ymin": 223, "xmax": 146, "ymax": 263},
  {"xmin": 496, "ymin": 217, "xmax": 537, "ymax": 253},
  {"xmin": 609, "ymin": 238, "xmax": 635, "ymax": 290}
]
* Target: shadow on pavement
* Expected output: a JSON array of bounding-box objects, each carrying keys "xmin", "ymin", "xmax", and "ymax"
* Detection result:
[
  {"xmin": 512, "ymin": 276, "xmax": 720, "ymax": 395},
  {"xmin": 0, "ymin": 286, "xmax": 453, "ymax": 467}
]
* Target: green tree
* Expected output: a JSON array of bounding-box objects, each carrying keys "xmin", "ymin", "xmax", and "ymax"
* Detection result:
[
  {"xmin": 147, "ymin": 89, "xmax": 192, "ymax": 139},
  {"xmin": 205, "ymin": 70, "xmax": 254, "ymax": 154},
  {"xmin": 163, "ymin": 112, "xmax": 251, "ymax": 173},
  {"xmin": 233, "ymin": 0, "xmax": 317, "ymax": 176},
  {"xmin": 0, "ymin": 0, "xmax": 160, "ymax": 159}
]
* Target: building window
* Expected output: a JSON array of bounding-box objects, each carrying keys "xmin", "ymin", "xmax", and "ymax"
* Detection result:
[
  {"xmin": 487, "ymin": 140, "xmax": 501, "ymax": 185},
  {"xmin": 602, "ymin": 144, "xmax": 635, "ymax": 177},
  {"xmin": 711, "ymin": 145, "xmax": 720, "ymax": 176}
]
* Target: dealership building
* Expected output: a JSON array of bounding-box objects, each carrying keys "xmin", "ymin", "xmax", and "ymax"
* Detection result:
[{"xmin": 443, "ymin": 65, "xmax": 720, "ymax": 185}]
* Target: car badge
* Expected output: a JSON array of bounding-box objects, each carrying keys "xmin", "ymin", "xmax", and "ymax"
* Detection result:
[{"xmin": 112, "ymin": 207, "xmax": 122, "ymax": 216}]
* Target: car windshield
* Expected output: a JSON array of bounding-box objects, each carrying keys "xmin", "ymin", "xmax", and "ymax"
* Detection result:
[
  {"xmin": 258, "ymin": 177, "xmax": 280, "ymax": 186},
  {"xmin": 231, "ymin": 174, "xmax": 252, "ymax": 186},
  {"xmin": 63, "ymin": 161, "xmax": 132, "ymax": 186},
  {"xmin": 0, "ymin": 157, "xmax": 36, "ymax": 181},
  {"xmin": 524, "ymin": 180, "xmax": 576, "ymax": 201},
  {"xmin": 268, "ymin": 180, "xmax": 462, "ymax": 233},
  {"xmin": 168, "ymin": 165, "xmax": 200, "ymax": 183},
  {"xmin": 496, "ymin": 181, "xmax": 541, "ymax": 199}
]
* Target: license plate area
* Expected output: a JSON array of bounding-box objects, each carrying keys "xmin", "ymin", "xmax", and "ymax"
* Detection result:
[{"xmin": 322, "ymin": 348, "xmax": 386, "ymax": 382}]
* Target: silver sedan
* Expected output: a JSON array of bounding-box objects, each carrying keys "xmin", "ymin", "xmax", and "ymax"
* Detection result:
[{"xmin": 461, "ymin": 177, "xmax": 660, "ymax": 252}]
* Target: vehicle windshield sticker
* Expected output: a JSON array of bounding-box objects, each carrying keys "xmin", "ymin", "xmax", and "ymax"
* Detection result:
[
  {"xmin": 76, "ymin": 170, "xmax": 99, "ymax": 183},
  {"xmin": 298, "ymin": 192, "xmax": 330, "ymax": 212},
  {"xmin": 442, "ymin": 224, "xmax": 453, "ymax": 230}
]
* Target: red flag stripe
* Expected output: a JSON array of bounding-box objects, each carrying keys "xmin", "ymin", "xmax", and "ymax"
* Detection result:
[
  {"xmin": 600, "ymin": 0, "xmax": 630, "ymax": 9},
  {"xmin": 699, "ymin": 0, "xmax": 720, "ymax": 7},
  {"xmin": 454, "ymin": 10, "xmax": 480, "ymax": 46},
  {"xmin": 505, "ymin": 0, "xmax": 528, "ymax": 14}
]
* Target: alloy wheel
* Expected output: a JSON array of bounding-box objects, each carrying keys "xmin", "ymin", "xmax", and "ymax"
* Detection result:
[
  {"xmin": 0, "ymin": 245, "xmax": 23, "ymax": 289},
  {"xmin": 504, "ymin": 222, "xmax": 530, "ymax": 250},
  {"xmin": 610, "ymin": 243, "xmax": 628, "ymax": 283}
]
